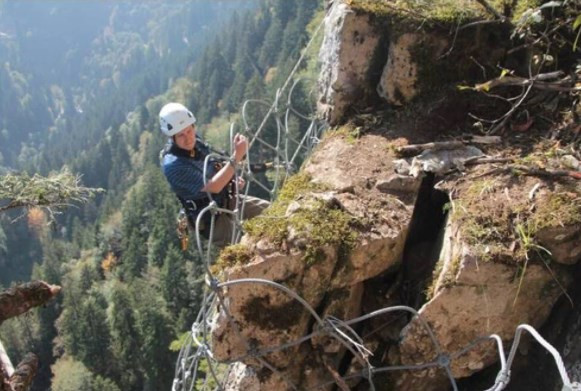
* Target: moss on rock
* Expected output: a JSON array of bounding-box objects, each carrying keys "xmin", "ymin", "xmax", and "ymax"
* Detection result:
[
  {"xmin": 212, "ymin": 244, "xmax": 253, "ymax": 273},
  {"xmin": 347, "ymin": 0, "xmax": 540, "ymax": 23},
  {"xmin": 244, "ymin": 173, "xmax": 358, "ymax": 265},
  {"xmin": 450, "ymin": 174, "xmax": 581, "ymax": 264}
]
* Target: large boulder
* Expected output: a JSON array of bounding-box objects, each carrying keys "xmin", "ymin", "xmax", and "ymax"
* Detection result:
[
  {"xmin": 317, "ymin": 1, "xmax": 386, "ymax": 125},
  {"xmin": 211, "ymin": 133, "xmax": 423, "ymax": 386},
  {"xmin": 377, "ymin": 32, "xmax": 448, "ymax": 106},
  {"xmin": 394, "ymin": 172, "xmax": 579, "ymax": 390}
]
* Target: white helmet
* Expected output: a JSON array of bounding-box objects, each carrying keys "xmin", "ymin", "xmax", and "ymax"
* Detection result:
[{"xmin": 159, "ymin": 102, "xmax": 196, "ymax": 137}]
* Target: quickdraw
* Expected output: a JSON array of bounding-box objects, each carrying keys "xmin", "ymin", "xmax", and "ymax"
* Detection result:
[{"xmin": 176, "ymin": 210, "xmax": 189, "ymax": 251}]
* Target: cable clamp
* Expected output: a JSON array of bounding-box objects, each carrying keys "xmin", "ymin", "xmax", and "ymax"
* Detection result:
[
  {"xmin": 495, "ymin": 370, "xmax": 511, "ymax": 387},
  {"xmin": 436, "ymin": 354, "xmax": 451, "ymax": 368},
  {"xmin": 563, "ymin": 383, "xmax": 581, "ymax": 391}
]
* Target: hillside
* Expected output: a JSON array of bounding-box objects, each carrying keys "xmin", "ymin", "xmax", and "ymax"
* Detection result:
[
  {"xmin": 1, "ymin": 0, "xmax": 580, "ymax": 390},
  {"xmin": 0, "ymin": 1, "xmax": 321, "ymax": 390}
]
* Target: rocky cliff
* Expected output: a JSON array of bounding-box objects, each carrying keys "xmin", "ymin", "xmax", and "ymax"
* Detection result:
[{"xmin": 210, "ymin": 1, "xmax": 581, "ymax": 390}]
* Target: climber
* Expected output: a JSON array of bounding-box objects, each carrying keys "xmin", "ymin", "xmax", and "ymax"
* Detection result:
[{"xmin": 159, "ymin": 102, "xmax": 269, "ymax": 246}]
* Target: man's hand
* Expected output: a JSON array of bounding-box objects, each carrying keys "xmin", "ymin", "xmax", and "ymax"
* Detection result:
[{"xmin": 233, "ymin": 134, "xmax": 248, "ymax": 164}]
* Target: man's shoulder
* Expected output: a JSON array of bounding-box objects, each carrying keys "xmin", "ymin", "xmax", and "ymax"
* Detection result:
[{"xmin": 161, "ymin": 152, "xmax": 180, "ymax": 168}]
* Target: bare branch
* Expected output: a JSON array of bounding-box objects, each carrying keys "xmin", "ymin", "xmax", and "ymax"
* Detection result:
[
  {"xmin": 396, "ymin": 141, "xmax": 465, "ymax": 156},
  {"xmin": 475, "ymin": 74, "xmax": 579, "ymax": 93},
  {"xmin": 8, "ymin": 354, "xmax": 38, "ymax": 391},
  {"xmin": 472, "ymin": 0, "xmax": 507, "ymax": 22},
  {"xmin": 0, "ymin": 281, "xmax": 61, "ymax": 324},
  {"xmin": 0, "ymin": 169, "xmax": 103, "ymax": 215}
]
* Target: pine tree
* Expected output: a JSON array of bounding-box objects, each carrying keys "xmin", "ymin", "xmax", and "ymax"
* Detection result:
[
  {"xmin": 108, "ymin": 282, "xmax": 143, "ymax": 390},
  {"xmin": 160, "ymin": 244, "xmax": 189, "ymax": 316},
  {"xmin": 131, "ymin": 280, "xmax": 175, "ymax": 390}
]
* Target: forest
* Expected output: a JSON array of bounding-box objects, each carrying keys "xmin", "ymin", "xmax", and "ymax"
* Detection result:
[{"xmin": 0, "ymin": 0, "xmax": 322, "ymax": 389}]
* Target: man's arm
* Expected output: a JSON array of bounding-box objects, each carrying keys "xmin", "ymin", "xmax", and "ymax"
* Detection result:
[{"xmin": 202, "ymin": 134, "xmax": 248, "ymax": 194}]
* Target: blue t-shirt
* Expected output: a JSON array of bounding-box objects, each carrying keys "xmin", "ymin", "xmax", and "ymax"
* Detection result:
[{"xmin": 161, "ymin": 139, "xmax": 221, "ymax": 203}]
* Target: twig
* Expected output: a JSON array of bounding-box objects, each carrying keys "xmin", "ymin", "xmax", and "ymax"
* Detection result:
[
  {"xmin": 460, "ymin": 19, "xmax": 505, "ymax": 30},
  {"xmin": 472, "ymin": 0, "xmax": 507, "ymax": 22},
  {"xmin": 0, "ymin": 281, "xmax": 61, "ymax": 324},
  {"xmin": 8, "ymin": 353, "xmax": 38, "ymax": 391},
  {"xmin": 512, "ymin": 165, "xmax": 581, "ymax": 180},
  {"xmin": 465, "ymin": 157, "xmax": 513, "ymax": 165},
  {"xmin": 507, "ymin": 18, "xmax": 573, "ymax": 54},
  {"xmin": 439, "ymin": 19, "xmax": 461, "ymax": 59},
  {"xmin": 471, "ymin": 164, "xmax": 581, "ymax": 180},
  {"xmin": 396, "ymin": 141, "xmax": 465, "ymax": 156},
  {"xmin": 470, "ymin": 56, "xmax": 487, "ymax": 79},
  {"xmin": 476, "ymin": 75, "xmax": 579, "ymax": 93}
]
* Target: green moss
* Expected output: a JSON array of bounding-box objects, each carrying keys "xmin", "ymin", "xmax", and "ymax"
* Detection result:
[
  {"xmin": 425, "ymin": 254, "xmax": 461, "ymax": 300},
  {"xmin": 347, "ymin": 0, "xmax": 538, "ymax": 24},
  {"xmin": 533, "ymin": 192, "xmax": 581, "ymax": 231},
  {"xmin": 324, "ymin": 125, "xmax": 361, "ymax": 145},
  {"xmin": 451, "ymin": 175, "xmax": 581, "ymax": 265},
  {"xmin": 212, "ymin": 244, "xmax": 252, "ymax": 273},
  {"xmin": 244, "ymin": 173, "xmax": 325, "ymax": 244},
  {"xmin": 244, "ymin": 173, "xmax": 358, "ymax": 265}
]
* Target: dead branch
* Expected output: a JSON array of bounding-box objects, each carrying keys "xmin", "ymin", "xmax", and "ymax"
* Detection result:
[
  {"xmin": 0, "ymin": 342, "xmax": 13, "ymax": 379},
  {"xmin": 513, "ymin": 165, "xmax": 581, "ymax": 180},
  {"xmin": 0, "ymin": 281, "xmax": 61, "ymax": 324},
  {"xmin": 462, "ymin": 135, "xmax": 503, "ymax": 144},
  {"xmin": 396, "ymin": 141, "xmax": 465, "ymax": 156},
  {"xmin": 472, "ymin": 0, "xmax": 507, "ymax": 22},
  {"xmin": 0, "ymin": 169, "xmax": 103, "ymax": 215},
  {"xmin": 8, "ymin": 354, "xmax": 38, "ymax": 391},
  {"xmin": 475, "ymin": 74, "xmax": 580, "ymax": 93},
  {"xmin": 470, "ymin": 164, "xmax": 581, "ymax": 180},
  {"xmin": 460, "ymin": 19, "xmax": 505, "ymax": 30},
  {"xmin": 465, "ymin": 156, "xmax": 514, "ymax": 165}
]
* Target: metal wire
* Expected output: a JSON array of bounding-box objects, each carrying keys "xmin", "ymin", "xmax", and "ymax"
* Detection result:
[{"xmin": 172, "ymin": 4, "xmax": 577, "ymax": 390}]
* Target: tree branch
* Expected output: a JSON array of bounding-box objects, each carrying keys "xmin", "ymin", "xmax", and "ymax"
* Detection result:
[
  {"xmin": 0, "ymin": 169, "xmax": 103, "ymax": 216},
  {"xmin": 8, "ymin": 354, "xmax": 38, "ymax": 391},
  {"xmin": 0, "ymin": 281, "xmax": 61, "ymax": 324},
  {"xmin": 475, "ymin": 74, "xmax": 579, "ymax": 93},
  {"xmin": 472, "ymin": 0, "xmax": 507, "ymax": 22},
  {"xmin": 396, "ymin": 141, "xmax": 465, "ymax": 156}
]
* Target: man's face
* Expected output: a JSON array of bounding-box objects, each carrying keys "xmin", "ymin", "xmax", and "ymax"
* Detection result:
[{"xmin": 174, "ymin": 124, "xmax": 196, "ymax": 150}]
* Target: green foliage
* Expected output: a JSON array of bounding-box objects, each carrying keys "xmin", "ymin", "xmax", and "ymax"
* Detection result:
[
  {"xmin": 160, "ymin": 245, "xmax": 190, "ymax": 315},
  {"xmin": 130, "ymin": 280, "xmax": 175, "ymax": 390},
  {"xmin": 107, "ymin": 282, "xmax": 143, "ymax": 390},
  {"xmin": 0, "ymin": 168, "xmax": 102, "ymax": 214},
  {"xmin": 169, "ymin": 331, "xmax": 191, "ymax": 352},
  {"xmin": 1, "ymin": 2, "xmax": 323, "ymax": 390},
  {"xmin": 58, "ymin": 288, "xmax": 113, "ymax": 375},
  {"xmin": 51, "ymin": 356, "xmax": 121, "ymax": 391}
]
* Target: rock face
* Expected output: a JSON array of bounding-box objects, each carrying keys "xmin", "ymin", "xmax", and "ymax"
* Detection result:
[
  {"xmin": 317, "ymin": 0, "xmax": 511, "ymax": 122},
  {"xmin": 395, "ymin": 218, "xmax": 565, "ymax": 390},
  {"xmin": 317, "ymin": 1, "xmax": 386, "ymax": 125},
  {"xmin": 377, "ymin": 32, "xmax": 448, "ymax": 106},
  {"xmin": 211, "ymin": 134, "xmax": 422, "ymax": 389},
  {"xmin": 536, "ymin": 225, "xmax": 581, "ymax": 265},
  {"xmin": 206, "ymin": 1, "xmax": 581, "ymax": 389},
  {"xmin": 393, "ymin": 172, "xmax": 579, "ymax": 389}
]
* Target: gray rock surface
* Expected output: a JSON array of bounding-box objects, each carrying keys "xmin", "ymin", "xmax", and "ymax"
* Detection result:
[{"xmin": 317, "ymin": 1, "xmax": 384, "ymax": 125}]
